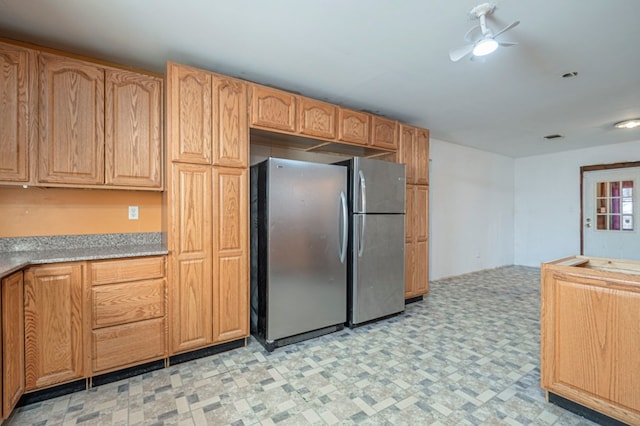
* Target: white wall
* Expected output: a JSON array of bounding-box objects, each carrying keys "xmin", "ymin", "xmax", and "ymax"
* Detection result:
[
  {"xmin": 514, "ymin": 139, "xmax": 640, "ymax": 267},
  {"xmin": 430, "ymin": 139, "xmax": 515, "ymax": 280}
]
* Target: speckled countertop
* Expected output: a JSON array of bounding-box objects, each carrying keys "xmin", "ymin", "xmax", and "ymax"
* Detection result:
[{"xmin": 0, "ymin": 233, "xmax": 168, "ymax": 277}]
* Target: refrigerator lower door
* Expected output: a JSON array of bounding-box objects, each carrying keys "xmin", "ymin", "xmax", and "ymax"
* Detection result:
[
  {"xmin": 266, "ymin": 159, "xmax": 347, "ymax": 341},
  {"xmin": 351, "ymin": 213, "xmax": 405, "ymax": 325}
]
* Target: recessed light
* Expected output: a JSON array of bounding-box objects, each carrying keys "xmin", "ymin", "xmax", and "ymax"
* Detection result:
[
  {"xmin": 614, "ymin": 119, "xmax": 640, "ymax": 129},
  {"xmin": 544, "ymin": 134, "xmax": 564, "ymax": 140},
  {"xmin": 562, "ymin": 71, "xmax": 578, "ymax": 78}
]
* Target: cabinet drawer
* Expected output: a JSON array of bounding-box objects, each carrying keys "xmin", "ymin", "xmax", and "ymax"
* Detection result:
[
  {"xmin": 92, "ymin": 318, "xmax": 165, "ymax": 373},
  {"xmin": 91, "ymin": 256, "xmax": 165, "ymax": 285},
  {"xmin": 92, "ymin": 279, "xmax": 165, "ymax": 328}
]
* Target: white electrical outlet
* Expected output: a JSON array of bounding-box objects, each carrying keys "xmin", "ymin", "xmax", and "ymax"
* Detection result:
[{"xmin": 128, "ymin": 206, "xmax": 139, "ymax": 220}]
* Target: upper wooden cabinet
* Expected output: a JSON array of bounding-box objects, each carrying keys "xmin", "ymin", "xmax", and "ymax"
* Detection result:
[
  {"xmin": 38, "ymin": 53, "xmax": 105, "ymax": 185},
  {"xmin": 338, "ymin": 108, "xmax": 370, "ymax": 146},
  {"xmin": 0, "ymin": 39, "xmax": 163, "ymax": 190},
  {"xmin": 371, "ymin": 116, "xmax": 398, "ymax": 150},
  {"xmin": 24, "ymin": 263, "xmax": 85, "ymax": 390},
  {"xmin": 399, "ymin": 125, "xmax": 416, "ymax": 182},
  {"xmin": 168, "ymin": 62, "xmax": 213, "ymax": 164},
  {"xmin": 0, "ymin": 41, "xmax": 34, "ymax": 184},
  {"xmin": 250, "ymin": 84, "xmax": 296, "ymax": 132},
  {"xmin": 105, "ymin": 69, "xmax": 163, "ymax": 188},
  {"xmin": 213, "ymin": 75, "xmax": 248, "ymax": 168},
  {"xmin": 415, "ymin": 128, "xmax": 429, "ymax": 185},
  {"xmin": 298, "ymin": 98, "xmax": 336, "ymax": 139},
  {"xmin": 1, "ymin": 271, "xmax": 25, "ymax": 419},
  {"xmin": 399, "ymin": 124, "xmax": 429, "ymax": 185}
]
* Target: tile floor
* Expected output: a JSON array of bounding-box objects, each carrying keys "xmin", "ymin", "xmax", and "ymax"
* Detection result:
[{"xmin": 6, "ymin": 266, "xmax": 599, "ymax": 425}]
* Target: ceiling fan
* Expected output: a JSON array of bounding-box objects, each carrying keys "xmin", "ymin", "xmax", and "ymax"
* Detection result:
[{"xmin": 449, "ymin": 2, "xmax": 519, "ymax": 62}]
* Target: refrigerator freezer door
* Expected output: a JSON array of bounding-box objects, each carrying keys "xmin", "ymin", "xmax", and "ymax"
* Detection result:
[
  {"xmin": 353, "ymin": 157, "xmax": 405, "ymax": 214},
  {"xmin": 266, "ymin": 159, "xmax": 347, "ymax": 341},
  {"xmin": 352, "ymin": 213, "xmax": 405, "ymax": 325}
]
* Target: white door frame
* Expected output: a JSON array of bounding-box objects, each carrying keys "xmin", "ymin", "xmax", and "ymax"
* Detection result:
[{"xmin": 580, "ymin": 161, "xmax": 640, "ymax": 255}]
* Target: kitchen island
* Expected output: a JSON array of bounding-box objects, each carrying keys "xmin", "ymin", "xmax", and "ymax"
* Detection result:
[{"xmin": 541, "ymin": 255, "xmax": 640, "ymax": 425}]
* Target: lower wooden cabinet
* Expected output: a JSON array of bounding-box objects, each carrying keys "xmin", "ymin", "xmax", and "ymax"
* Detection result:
[
  {"xmin": 89, "ymin": 256, "xmax": 167, "ymax": 374},
  {"xmin": 541, "ymin": 257, "xmax": 640, "ymax": 425},
  {"xmin": 405, "ymin": 184, "xmax": 429, "ymax": 298},
  {"xmin": 24, "ymin": 263, "xmax": 85, "ymax": 390},
  {"xmin": 2, "ymin": 271, "xmax": 25, "ymax": 419}
]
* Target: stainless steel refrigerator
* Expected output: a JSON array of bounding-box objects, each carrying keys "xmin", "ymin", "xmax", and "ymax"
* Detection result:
[
  {"xmin": 340, "ymin": 157, "xmax": 406, "ymax": 326},
  {"xmin": 250, "ymin": 158, "xmax": 348, "ymax": 351}
]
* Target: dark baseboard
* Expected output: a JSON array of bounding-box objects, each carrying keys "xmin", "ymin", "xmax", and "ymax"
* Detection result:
[
  {"xmin": 18, "ymin": 379, "xmax": 87, "ymax": 407},
  {"xmin": 169, "ymin": 338, "xmax": 246, "ymax": 365},
  {"xmin": 548, "ymin": 392, "xmax": 627, "ymax": 426},
  {"xmin": 405, "ymin": 295, "xmax": 423, "ymax": 304},
  {"xmin": 92, "ymin": 359, "xmax": 165, "ymax": 387}
]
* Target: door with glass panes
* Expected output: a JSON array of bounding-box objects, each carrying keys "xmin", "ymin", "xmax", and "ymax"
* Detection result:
[{"xmin": 583, "ymin": 166, "xmax": 639, "ymax": 260}]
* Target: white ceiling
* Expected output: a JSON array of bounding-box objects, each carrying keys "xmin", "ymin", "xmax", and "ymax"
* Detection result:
[{"xmin": 1, "ymin": 0, "xmax": 639, "ymax": 158}]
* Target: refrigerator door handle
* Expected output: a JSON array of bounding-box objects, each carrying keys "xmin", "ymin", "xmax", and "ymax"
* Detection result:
[
  {"xmin": 339, "ymin": 191, "xmax": 348, "ymax": 264},
  {"xmin": 358, "ymin": 214, "xmax": 366, "ymax": 257},
  {"xmin": 358, "ymin": 170, "xmax": 367, "ymax": 213}
]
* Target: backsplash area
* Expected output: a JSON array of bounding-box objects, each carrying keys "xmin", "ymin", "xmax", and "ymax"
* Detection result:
[{"xmin": 0, "ymin": 187, "xmax": 162, "ymax": 237}]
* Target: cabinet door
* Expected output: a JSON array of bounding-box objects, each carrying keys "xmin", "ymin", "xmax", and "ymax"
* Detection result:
[
  {"xmin": 2, "ymin": 271, "xmax": 24, "ymax": 417},
  {"xmin": 170, "ymin": 163, "xmax": 213, "ymax": 353},
  {"xmin": 338, "ymin": 108, "xmax": 370, "ymax": 146},
  {"xmin": 168, "ymin": 62, "xmax": 212, "ymax": 164},
  {"xmin": 213, "ymin": 75, "xmax": 248, "ymax": 168},
  {"xmin": 24, "ymin": 263, "xmax": 84, "ymax": 390},
  {"xmin": 404, "ymin": 242, "xmax": 415, "ymax": 297},
  {"xmin": 38, "ymin": 53, "xmax": 104, "ymax": 184},
  {"xmin": 212, "ymin": 167, "xmax": 249, "ymax": 343},
  {"xmin": 415, "ymin": 128, "xmax": 429, "ymax": 185},
  {"xmin": 105, "ymin": 69, "xmax": 162, "ymax": 188},
  {"xmin": 0, "ymin": 42, "xmax": 32, "ymax": 183},
  {"xmin": 414, "ymin": 186, "xmax": 429, "ymax": 295},
  {"xmin": 399, "ymin": 125, "xmax": 416, "ymax": 184},
  {"xmin": 298, "ymin": 97, "xmax": 336, "ymax": 139},
  {"xmin": 250, "ymin": 85, "xmax": 296, "ymax": 132},
  {"xmin": 371, "ymin": 116, "xmax": 398, "ymax": 150}
]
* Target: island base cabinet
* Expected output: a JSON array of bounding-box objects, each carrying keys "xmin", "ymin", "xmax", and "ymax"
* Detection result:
[
  {"xmin": 541, "ymin": 256, "xmax": 640, "ymax": 425},
  {"xmin": 2, "ymin": 271, "xmax": 25, "ymax": 419},
  {"xmin": 24, "ymin": 263, "xmax": 85, "ymax": 391}
]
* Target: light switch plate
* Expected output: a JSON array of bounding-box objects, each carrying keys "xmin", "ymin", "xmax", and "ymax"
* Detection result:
[{"xmin": 128, "ymin": 206, "xmax": 139, "ymax": 220}]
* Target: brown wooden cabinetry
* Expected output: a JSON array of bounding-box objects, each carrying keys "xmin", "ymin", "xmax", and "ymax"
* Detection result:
[
  {"xmin": 338, "ymin": 108, "xmax": 370, "ymax": 146},
  {"xmin": 250, "ymin": 84, "xmax": 296, "ymax": 132},
  {"xmin": 213, "ymin": 75, "xmax": 248, "ymax": 168},
  {"xmin": 89, "ymin": 256, "xmax": 166, "ymax": 374},
  {"xmin": 105, "ymin": 69, "xmax": 163, "ymax": 188},
  {"xmin": 0, "ymin": 38, "xmax": 163, "ymax": 190},
  {"xmin": 38, "ymin": 53, "xmax": 105, "ymax": 185},
  {"xmin": 399, "ymin": 125, "xmax": 429, "ymax": 299},
  {"xmin": 371, "ymin": 116, "xmax": 398, "ymax": 150},
  {"xmin": 166, "ymin": 62, "xmax": 250, "ymax": 356},
  {"xmin": 24, "ymin": 263, "xmax": 84, "ymax": 390},
  {"xmin": 405, "ymin": 185, "xmax": 429, "ymax": 298},
  {"xmin": 169, "ymin": 63, "xmax": 213, "ymax": 164},
  {"xmin": 212, "ymin": 167, "xmax": 249, "ymax": 343},
  {"xmin": 298, "ymin": 98, "xmax": 336, "ymax": 139},
  {"xmin": 1, "ymin": 272, "xmax": 25, "ymax": 419},
  {"xmin": 169, "ymin": 163, "xmax": 213, "ymax": 353},
  {"xmin": 0, "ymin": 41, "xmax": 35, "ymax": 184},
  {"xmin": 541, "ymin": 257, "xmax": 640, "ymax": 425}
]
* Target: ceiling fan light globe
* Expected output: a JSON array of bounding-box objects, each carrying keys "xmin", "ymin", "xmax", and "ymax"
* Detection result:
[{"xmin": 472, "ymin": 38, "xmax": 498, "ymax": 56}]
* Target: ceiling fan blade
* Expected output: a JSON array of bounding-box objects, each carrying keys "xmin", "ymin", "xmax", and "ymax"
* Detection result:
[
  {"xmin": 449, "ymin": 44, "xmax": 474, "ymax": 62},
  {"xmin": 493, "ymin": 20, "xmax": 520, "ymax": 38},
  {"xmin": 463, "ymin": 24, "xmax": 480, "ymax": 43},
  {"xmin": 499, "ymin": 41, "xmax": 518, "ymax": 47}
]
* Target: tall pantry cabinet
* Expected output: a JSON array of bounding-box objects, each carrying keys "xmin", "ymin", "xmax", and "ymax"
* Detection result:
[
  {"xmin": 399, "ymin": 125, "xmax": 430, "ymax": 299},
  {"xmin": 164, "ymin": 62, "xmax": 249, "ymax": 355}
]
